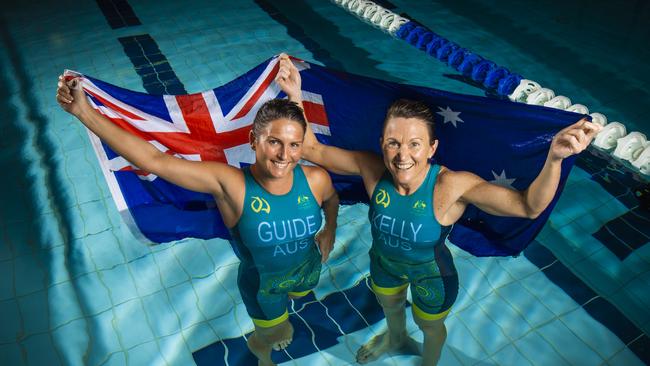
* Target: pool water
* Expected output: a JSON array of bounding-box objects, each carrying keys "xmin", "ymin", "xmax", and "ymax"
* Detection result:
[{"xmin": 0, "ymin": 0, "xmax": 648, "ymax": 365}]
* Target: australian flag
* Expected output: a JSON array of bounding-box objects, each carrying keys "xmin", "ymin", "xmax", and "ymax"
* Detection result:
[{"xmin": 68, "ymin": 55, "xmax": 583, "ymax": 256}]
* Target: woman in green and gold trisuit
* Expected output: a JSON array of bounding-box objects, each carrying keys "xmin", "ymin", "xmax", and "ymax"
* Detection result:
[
  {"xmin": 56, "ymin": 75, "xmax": 339, "ymax": 366},
  {"xmin": 275, "ymin": 54, "xmax": 600, "ymax": 366}
]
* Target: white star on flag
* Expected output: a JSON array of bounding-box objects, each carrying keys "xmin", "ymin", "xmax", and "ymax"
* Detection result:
[
  {"xmin": 436, "ymin": 106, "xmax": 463, "ymax": 127},
  {"xmin": 490, "ymin": 170, "xmax": 516, "ymax": 189}
]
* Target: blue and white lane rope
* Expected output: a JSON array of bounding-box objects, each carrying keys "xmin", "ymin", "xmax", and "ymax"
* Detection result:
[{"xmin": 330, "ymin": 0, "xmax": 649, "ymax": 177}]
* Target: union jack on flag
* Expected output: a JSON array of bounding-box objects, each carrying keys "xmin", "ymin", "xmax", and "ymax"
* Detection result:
[{"xmin": 68, "ymin": 55, "xmax": 583, "ymax": 256}]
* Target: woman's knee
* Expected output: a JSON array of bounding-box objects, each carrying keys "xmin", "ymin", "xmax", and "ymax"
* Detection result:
[
  {"xmin": 375, "ymin": 292, "xmax": 407, "ymax": 315},
  {"xmin": 416, "ymin": 317, "xmax": 447, "ymax": 340}
]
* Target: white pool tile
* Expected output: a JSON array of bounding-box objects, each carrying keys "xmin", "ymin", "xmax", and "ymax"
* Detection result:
[
  {"xmin": 469, "ymin": 256, "xmax": 517, "ymax": 291},
  {"xmin": 102, "ymin": 352, "xmax": 126, "ymax": 366},
  {"xmin": 172, "ymin": 242, "xmax": 217, "ymax": 279},
  {"xmin": 48, "ymin": 281, "xmax": 83, "ymax": 329},
  {"xmin": 514, "ymin": 331, "xmax": 571, "ymax": 366},
  {"xmin": 0, "ymin": 260, "xmax": 14, "ymax": 302},
  {"xmin": 457, "ymin": 259, "xmax": 494, "ymax": 301},
  {"xmin": 51, "ymin": 318, "xmax": 88, "ymax": 365},
  {"xmin": 166, "ymin": 282, "xmax": 203, "ymax": 330},
  {"xmin": 561, "ymin": 306, "xmax": 628, "ymax": 359},
  {"xmin": 479, "ymin": 291, "xmax": 532, "ymax": 342},
  {"xmin": 491, "ymin": 343, "xmax": 534, "ymax": 366},
  {"xmin": 182, "ymin": 321, "xmax": 219, "ymax": 352},
  {"xmin": 498, "ymin": 255, "xmax": 541, "ymax": 281},
  {"xmin": 159, "ymin": 333, "xmax": 195, "ymax": 365},
  {"xmin": 606, "ymin": 346, "xmax": 645, "ymax": 366},
  {"xmin": 22, "ymin": 333, "xmax": 63, "ymax": 366},
  {"xmin": 446, "ymin": 315, "xmax": 490, "ymax": 365},
  {"xmin": 128, "ymin": 341, "xmax": 162, "ymax": 364},
  {"xmin": 85, "ymin": 310, "xmax": 123, "ymax": 365},
  {"xmin": 519, "ymin": 271, "xmax": 579, "ymax": 317},
  {"xmin": 142, "ymin": 290, "xmax": 181, "ymax": 338},
  {"xmin": 113, "ymin": 299, "xmax": 156, "ymax": 350},
  {"xmin": 537, "ymin": 318, "xmax": 604, "ymax": 366}
]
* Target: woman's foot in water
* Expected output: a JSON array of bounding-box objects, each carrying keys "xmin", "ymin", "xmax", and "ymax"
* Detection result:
[
  {"xmin": 356, "ymin": 330, "xmax": 421, "ymax": 363},
  {"xmin": 247, "ymin": 332, "xmax": 275, "ymax": 366},
  {"xmin": 247, "ymin": 321, "xmax": 294, "ymax": 366},
  {"xmin": 269, "ymin": 320, "xmax": 293, "ymax": 351}
]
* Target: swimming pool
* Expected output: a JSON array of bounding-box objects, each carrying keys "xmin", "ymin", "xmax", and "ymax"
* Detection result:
[{"xmin": 1, "ymin": 0, "xmax": 648, "ymax": 365}]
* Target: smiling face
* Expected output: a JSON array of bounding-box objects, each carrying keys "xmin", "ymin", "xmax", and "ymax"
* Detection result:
[
  {"xmin": 381, "ymin": 117, "xmax": 437, "ymax": 190},
  {"xmin": 250, "ymin": 118, "xmax": 305, "ymax": 179}
]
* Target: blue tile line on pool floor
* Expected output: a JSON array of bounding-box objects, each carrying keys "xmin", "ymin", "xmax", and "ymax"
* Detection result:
[
  {"xmin": 593, "ymin": 207, "xmax": 650, "ymax": 260},
  {"xmin": 118, "ymin": 34, "xmax": 187, "ymax": 95},
  {"xmin": 575, "ymin": 151, "xmax": 649, "ymax": 260},
  {"xmin": 95, "ymin": 0, "xmax": 141, "ymax": 29}
]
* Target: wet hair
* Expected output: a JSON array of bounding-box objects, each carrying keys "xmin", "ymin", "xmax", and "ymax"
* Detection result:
[
  {"xmin": 383, "ymin": 99, "xmax": 436, "ymax": 142},
  {"xmin": 252, "ymin": 99, "xmax": 306, "ymax": 137}
]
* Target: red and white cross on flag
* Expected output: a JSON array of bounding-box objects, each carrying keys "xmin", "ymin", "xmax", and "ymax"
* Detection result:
[{"xmin": 65, "ymin": 56, "xmax": 331, "ymax": 183}]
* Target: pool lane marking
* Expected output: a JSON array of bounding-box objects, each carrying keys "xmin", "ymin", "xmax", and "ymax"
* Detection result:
[
  {"xmin": 118, "ymin": 35, "xmax": 188, "ymax": 95},
  {"xmin": 95, "ymin": 0, "xmax": 141, "ymax": 29}
]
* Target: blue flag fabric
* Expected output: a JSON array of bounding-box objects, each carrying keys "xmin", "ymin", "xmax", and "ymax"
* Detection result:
[{"xmin": 74, "ymin": 56, "xmax": 582, "ymax": 256}]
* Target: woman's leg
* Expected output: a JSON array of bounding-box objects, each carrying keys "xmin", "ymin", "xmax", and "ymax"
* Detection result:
[
  {"xmin": 247, "ymin": 319, "xmax": 294, "ymax": 366},
  {"xmin": 247, "ymin": 250, "xmax": 323, "ymax": 364},
  {"xmin": 413, "ymin": 313, "xmax": 447, "ymax": 366},
  {"xmin": 356, "ymin": 286, "xmax": 421, "ymax": 363},
  {"xmin": 409, "ymin": 270, "xmax": 456, "ymax": 365},
  {"xmin": 410, "ymin": 244, "xmax": 457, "ymax": 365}
]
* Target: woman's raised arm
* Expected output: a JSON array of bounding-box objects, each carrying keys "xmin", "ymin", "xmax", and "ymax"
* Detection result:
[
  {"xmin": 56, "ymin": 76, "xmax": 241, "ymax": 200},
  {"xmin": 274, "ymin": 55, "xmax": 385, "ymax": 190}
]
